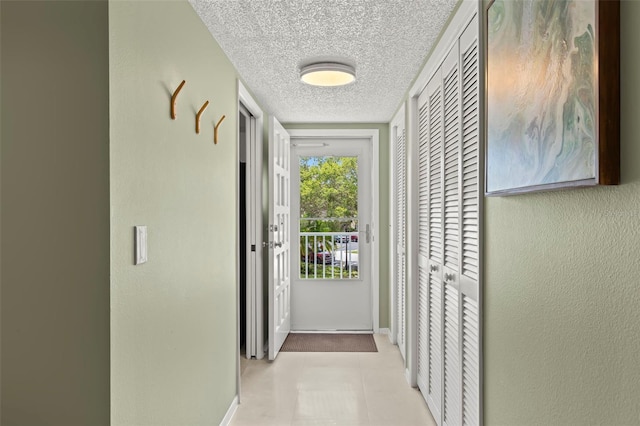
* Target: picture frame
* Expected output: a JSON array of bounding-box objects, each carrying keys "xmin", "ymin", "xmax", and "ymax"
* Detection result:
[{"xmin": 484, "ymin": 0, "xmax": 619, "ymax": 196}]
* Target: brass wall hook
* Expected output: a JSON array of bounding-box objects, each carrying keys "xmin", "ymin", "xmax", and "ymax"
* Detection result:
[
  {"xmin": 195, "ymin": 101, "xmax": 209, "ymax": 134},
  {"xmin": 170, "ymin": 80, "xmax": 186, "ymax": 120},
  {"xmin": 214, "ymin": 115, "xmax": 226, "ymax": 145}
]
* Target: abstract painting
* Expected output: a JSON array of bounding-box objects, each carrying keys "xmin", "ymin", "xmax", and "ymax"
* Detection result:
[{"xmin": 486, "ymin": 0, "xmax": 619, "ymax": 195}]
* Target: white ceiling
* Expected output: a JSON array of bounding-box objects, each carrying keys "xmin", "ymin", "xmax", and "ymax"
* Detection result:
[{"xmin": 189, "ymin": 0, "xmax": 458, "ymax": 123}]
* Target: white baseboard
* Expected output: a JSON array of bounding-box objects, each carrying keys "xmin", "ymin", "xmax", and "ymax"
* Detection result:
[
  {"xmin": 219, "ymin": 395, "xmax": 238, "ymax": 426},
  {"xmin": 405, "ymin": 368, "xmax": 415, "ymax": 388},
  {"xmin": 378, "ymin": 327, "xmax": 390, "ymax": 336}
]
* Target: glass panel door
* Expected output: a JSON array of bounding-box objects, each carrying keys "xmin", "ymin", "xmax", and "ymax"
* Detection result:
[{"xmin": 290, "ymin": 138, "xmax": 372, "ymax": 331}]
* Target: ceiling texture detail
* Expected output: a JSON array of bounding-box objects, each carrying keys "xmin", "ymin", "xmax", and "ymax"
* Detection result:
[{"xmin": 190, "ymin": 0, "xmax": 458, "ymax": 123}]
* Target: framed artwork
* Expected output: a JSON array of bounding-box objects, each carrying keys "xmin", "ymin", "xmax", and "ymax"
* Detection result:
[{"xmin": 485, "ymin": 0, "xmax": 619, "ymax": 196}]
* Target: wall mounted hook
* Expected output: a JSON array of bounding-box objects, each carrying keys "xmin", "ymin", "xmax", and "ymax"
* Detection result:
[
  {"xmin": 170, "ymin": 80, "xmax": 186, "ymax": 120},
  {"xmin": 214, "ymin": 115, "xmax": 226, "ymax": 145},
  {"xmin": 195, "ymin": 101, "xmax": 209, "ymax": 134}
]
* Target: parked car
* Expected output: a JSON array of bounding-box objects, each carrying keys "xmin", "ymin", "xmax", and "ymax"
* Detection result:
[
  {"xmin": 301, "ymin": 243, "xmax": 333, "ymax": 265},
  {"xmin": 334, "ymin": 234, "xmax": 358, "ymax": 243},
  {"xmin": 302, "ymin": 250, "xmax": 333, "ymax": 265}
]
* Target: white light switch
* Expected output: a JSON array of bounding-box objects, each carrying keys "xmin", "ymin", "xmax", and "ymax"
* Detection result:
[{"xmin": 135, "ymin": 225, "xmax": 148, "ymax": 265}]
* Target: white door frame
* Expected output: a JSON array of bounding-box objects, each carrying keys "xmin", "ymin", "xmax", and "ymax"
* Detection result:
[
  {"xmin": 287, "ymin": 129, "xmax": 380, "ymax": 333},
  {"xmin": 236, "ymin": 80, "xmax": 264, "ymax": 368}
]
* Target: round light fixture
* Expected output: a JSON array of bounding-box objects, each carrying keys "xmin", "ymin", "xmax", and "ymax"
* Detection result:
[{"xmin": 300, "ymin": 62, "xmax": 356, "ymax": 87}]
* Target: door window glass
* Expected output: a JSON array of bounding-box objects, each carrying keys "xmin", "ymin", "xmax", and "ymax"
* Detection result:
[{"xmin": 299, "ymin": 156, "xmax": 359, "ymax": 279}]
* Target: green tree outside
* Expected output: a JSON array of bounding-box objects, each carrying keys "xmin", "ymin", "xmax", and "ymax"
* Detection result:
[{"xmin": 299, "ymin": 156, "xmax": 358, "ymax": 232}]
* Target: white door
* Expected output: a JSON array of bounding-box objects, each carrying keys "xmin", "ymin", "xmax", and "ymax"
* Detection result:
[
  {"xmin": 458, "ymin": 17, "xmax": 481, "ymax": 425},
  {"xmin": 441, "ymin": 43, "xmax": 462, "ymax": 426},
  {"xmin": 392, "ymin": 114, "xmax": 407, "ymax": 358},
  {"xmin": 268, "ymin": 117, "xmax": 291, "ymax": 360},
  {"xmin": 417, "ymin": 69, "xmax": 444, "ymax": 422},
  {"xmin": 414, "ymin": 14, "xmax": 481, "ymax": 426},
  {"xmin": 290, "ymin": 138, "xmax": 373, "ymax": 331}
]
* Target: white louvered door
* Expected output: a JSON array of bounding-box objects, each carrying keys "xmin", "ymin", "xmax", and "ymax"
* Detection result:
[
  {"xmin": 417, "ymin": 85, "xmax": 431, "ymax": 400},
  {"xmin": 459, "ymin": 16, "xmax": 481, "ymax": 426},
  {"xmin": 395, "ymin": 123, "xmax": 407, "ymax": 359},
  {"xmin": 415, "ymin": 12, "xmax": 480, "ymax": 426},
  {"xmin": 441, "ymin": 43, "xmax": 461, "ymax": 426},
  {"xmin": 417, "ymin": 71, "xmax": 444, "ymax": 422}
]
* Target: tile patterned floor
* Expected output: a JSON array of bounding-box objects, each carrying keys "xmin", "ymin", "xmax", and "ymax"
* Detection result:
[{"xmin": 231, "ymin": 334, "xmax": 436, "ymax": 426}]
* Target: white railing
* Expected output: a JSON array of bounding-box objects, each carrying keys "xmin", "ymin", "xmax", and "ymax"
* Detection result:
[{"xmin": 299, "ymin": 232, "xmax": 359, "ymax": 279}]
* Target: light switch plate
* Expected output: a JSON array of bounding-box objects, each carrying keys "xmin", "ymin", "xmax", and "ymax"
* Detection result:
[{"xmin": 135, "ymin": 225, "xmax": 148, "ymax": 265}]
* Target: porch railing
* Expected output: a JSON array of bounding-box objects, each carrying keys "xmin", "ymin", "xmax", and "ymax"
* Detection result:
[{"xmin": 299, "ymin": 232, "xmax": 359, "ymax": 279}]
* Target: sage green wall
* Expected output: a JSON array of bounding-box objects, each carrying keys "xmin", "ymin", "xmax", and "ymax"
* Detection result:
[
  {"xmin": 484, "ymin": 2, "xmax": 640, "ymax": 424},
  {"xmin": 109, "ymin": 1, "xmax": 238, "ymax": 424},
  {"xmin": 0, "ymin": 0, "xmax": 2, "ymax": 413},
  {"xmin": 283, "ymin": 123, "xmax": 391, "ymax": 329},
  {"xmin": 1, "ymin": 1, "xmax": 110, "ymax": 424}
]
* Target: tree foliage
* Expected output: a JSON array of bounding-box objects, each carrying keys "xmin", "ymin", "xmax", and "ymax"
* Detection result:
[{"xmin": 299, "ymin": 156, "xmax": 358, "ymax": 232}]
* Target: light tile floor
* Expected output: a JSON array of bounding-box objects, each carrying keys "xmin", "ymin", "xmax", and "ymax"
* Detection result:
[{"xmin": 231, "ymin": 334, "xmax": 436, "ymax": 426}]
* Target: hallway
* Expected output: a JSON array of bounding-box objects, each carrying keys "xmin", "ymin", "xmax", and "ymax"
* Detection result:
[{"xmin": 231, "ymin": 334, "xmax": 435, "ymax": 426}]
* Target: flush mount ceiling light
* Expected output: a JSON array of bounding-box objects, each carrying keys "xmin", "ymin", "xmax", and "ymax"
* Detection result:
[{"xmin": 300, "ymin": 62, "xmax": 356, "ymax": 87}]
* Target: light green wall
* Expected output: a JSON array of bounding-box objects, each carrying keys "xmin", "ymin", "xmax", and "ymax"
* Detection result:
[
  {"xmin": 109, "ymin": 1, "xmax": 238, "ymax": 424},
  {"xmin": 0, "ymin": 22, "xmax": 3, "ymax": 426},
  {"xmin": 484, "ymin": 2, "xmax": 640, "ymax": 424},
  {"xmin": 1, "ymin": 1, "xmax": 111, "ymax": 424},
  {"xmin": 283, "ymin": 123, "xmax": 391, "ymax": 328}
]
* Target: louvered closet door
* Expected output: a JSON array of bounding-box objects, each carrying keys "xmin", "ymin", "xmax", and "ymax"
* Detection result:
[
  {"xmin": 441, "ymin": 43, "xmax": 462, "ymax": 426},
  {"xmin": 459, "ymin": 16, "xmax": 481, "ymax": 426},
  {"xmin": 417, "ymin": 87, "xmax": 430, "ymax": 403},
  {"xmin": 395, "ymin": 126, "xmax": 407, "ymax": 359},
  {"xmin": 417, "ymin": 71, "xmax": 444, "ymax": 423},
  {"xmin": 416, "ymin": 13, "xmax": 480, "ymax": 426}
]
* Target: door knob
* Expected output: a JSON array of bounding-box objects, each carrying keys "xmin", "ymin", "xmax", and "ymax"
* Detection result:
[{"xmin": 274, "ymin": 241, "xmax": 283, "ymax": 248}]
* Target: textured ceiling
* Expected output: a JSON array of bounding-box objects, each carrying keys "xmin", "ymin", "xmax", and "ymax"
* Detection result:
[{"xmin": 189, "ymin": 0, "xmax": 458, "ymax": 123}]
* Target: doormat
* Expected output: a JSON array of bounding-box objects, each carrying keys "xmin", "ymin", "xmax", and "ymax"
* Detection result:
[{"xmin": 280, "ymin": 333, "xmax": 377, "ymax": 352}]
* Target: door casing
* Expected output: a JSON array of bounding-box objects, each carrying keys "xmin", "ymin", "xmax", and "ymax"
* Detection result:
[{"xmin": 236, "ymin": 81, "xmax": 265, "ymax": 404}]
